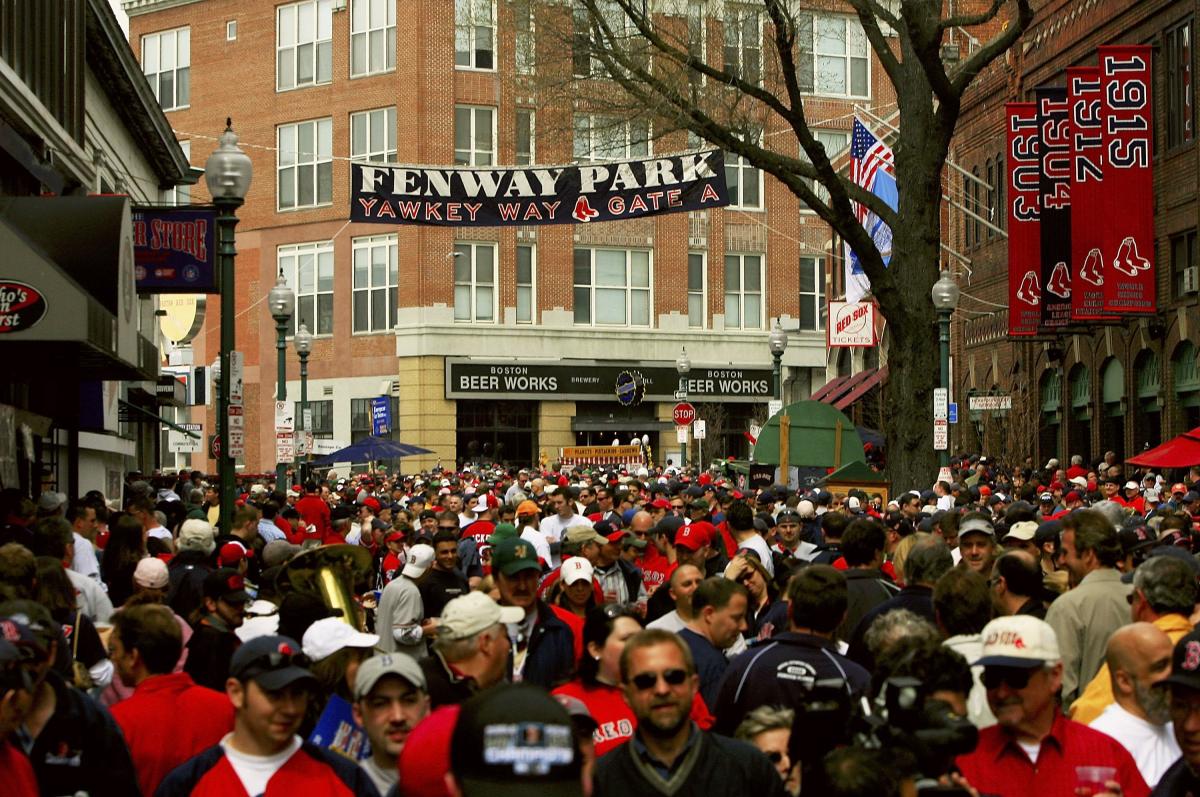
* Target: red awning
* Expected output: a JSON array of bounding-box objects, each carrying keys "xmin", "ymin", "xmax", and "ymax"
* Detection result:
[
  {"xmin": 834, "ymin": 366, "xmax": 889, "ymax": 411},
  {"xmin": 1127, "ymin": 427, "xmax": 1200, "ymax": 468},
  {"xmin": 811, "ymin": 374, "xmax": 852, "ymax": 402}
]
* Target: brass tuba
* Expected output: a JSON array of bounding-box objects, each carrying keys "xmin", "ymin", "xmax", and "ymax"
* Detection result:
[{"xmin": 277, "ymin": 544, "xmax": 374, "ymax": 630}]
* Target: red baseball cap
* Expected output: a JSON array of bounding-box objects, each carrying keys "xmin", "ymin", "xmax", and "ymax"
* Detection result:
[
  {"xmin": 650, "ymin": 498, "xmax": 671, "ymax": 510},
  {"xmin": 218, "ymin": 540, "xmax": 249, "ymax": 566},
  {"xmin": 385, "ymin": 531, "xmax": 404, "ymax": 543},
  {"xmin": 978, "ymin": 485, "xmax": 992, "ymax": 497},
  {"xmin": 675, "ymin": 521, "xmax": 714, "ymax": 551},
  {"xmin": 363, "ymin": 497, "xmax": 382, "ymax": 513},
  {"xmin": 398, "ymin": 705, "xmax": 459, "ymax": 797},
  {"xmin": 1064, "ymin": 491, "xmax": 1083, "ymax": 503},
  {"xmin": 1173, "ymin": 483, "xmax": 1188, "ymax": 495}
]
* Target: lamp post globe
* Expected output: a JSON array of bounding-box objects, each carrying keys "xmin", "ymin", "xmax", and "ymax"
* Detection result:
[
  {"xmin": 204, "ymin": 119, "xmax": 253, "ymax": 202},
  {"xmin": 269, "ymin": 273, "xmax": 295, "ymax": 488},
  {"xmin": 675, "ymin": 346, "xmax": 691, "ymax": 377},
  {"xmin": 293, "ymin": 322, "xmax": 312, "ymax": 483},
  {"xmin": 931, "ymin": 271, "xmax": 961, "ymax": 311},
  {"xmin": 269, "ymin": 274, "xmax": 295, "ymax": 323},
  {"xmin": 293, "ymin": 323, "xmax": 313, "ymax": 355},
  {"xmin": 769, "ymin": 322, "xmax": 788, "ymax": 402}
]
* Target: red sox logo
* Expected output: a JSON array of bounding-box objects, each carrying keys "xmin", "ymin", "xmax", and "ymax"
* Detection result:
[
  {"xmin": 572, "ymin": 196, "xmax": 599, "ymax": 223},
  {"xmin": 1112, "ymin": 236, "xmax": 1151, "ymax": 277},
  {"xmin": 1184, "ymin": 640, "xmax": 1200, "ymax": 672},
  {"xmin": 1078, "ymin": 248, "xmax": 1104, "ymax": 286}
]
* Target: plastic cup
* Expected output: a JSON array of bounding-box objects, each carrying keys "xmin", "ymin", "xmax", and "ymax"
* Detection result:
[{"xmin": 1075, "ymin": 766, "xmax": 1117, "ymax": 794}]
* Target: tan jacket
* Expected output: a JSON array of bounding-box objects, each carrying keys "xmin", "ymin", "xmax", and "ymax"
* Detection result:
[{"xmin": 1045, "ymin": 568, "xmax": 1132, "ymax": 706}]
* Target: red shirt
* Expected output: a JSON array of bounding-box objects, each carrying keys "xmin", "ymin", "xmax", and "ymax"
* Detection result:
[
  {"xmin": 552, "ymin": 680, "xmax": 714, "ymax": 757},
  {"xmin": 110, "ymin": 672, "xmax": 235, "ymax": 797},
  {"xmin": 294, "ymin": 494, "xmax": 332, "ymax": 540},
  {"xmin": 549, "ymin": 603, "xmax": 585, "ymax": 663},
  {"xmin": 1066, "ymin": 465, "xmax": 1089, "ymax": 480},
  {"xmin": 0, "ymin": 740, "xmax": 38, "ymax": 797},
  {"xmin": 461, "ymin": 519, "xmax": 495, "ymax": 547},
  {"xmin": 955, "ymin": 711, "xmax": 1148, "ymax": 797},
  {"xmin": 637, "ymin": 548, "xmax": 674, "ymax": 595}
]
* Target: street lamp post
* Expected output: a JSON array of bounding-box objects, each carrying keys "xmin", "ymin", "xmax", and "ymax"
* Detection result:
[
  {"xmin": 268, "ymin": 271, "xmax": 295, "ymax": 489},
  {"xmin": 931, "ymin": 271, "xmax": 961, "ymax": 468},
  {"xmin": 293, "ymin": 323, "xmax": 312, "ymax": 484},
  {"xmin": 769, "ymin": 322, "xmax": 788, "ymax": 403},
  {"xmin": 204, "ymin": 119, "xmax": 252, "ymax": 535},
  {"xmin": 675, "ymin": 346, "xmax": 690, "ymax": 469}
]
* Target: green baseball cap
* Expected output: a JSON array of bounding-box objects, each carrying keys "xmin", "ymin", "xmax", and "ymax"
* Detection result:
[
  {"xmin": 487, "ymin": 522, "xmax": 519, "ymax": 546},
  {"xmin": 492, "ymin": 536, "xmax": 541, "ymax": 576}
]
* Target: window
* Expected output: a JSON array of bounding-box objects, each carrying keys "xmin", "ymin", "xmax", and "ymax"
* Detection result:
[
  {"xmin": 796, "ymin": 14, "xmax": 869, "ymax": 98},
  {"xmin": 455, "ymin": 0, "xmax": 495, "ymax": 70},
  {"xmin": 516, "ymin": 109, "xmax": 535, "ymax": 165},
  {"xmin": 227, "ymin": 21, "xmax": 237, "ymax": 41},
  {"xmin": 454, "ymin": 243, "xmax": 497, "ymax": 322},
  {"xmin": 517, "ymin": 244, "xmax": 535, "ymax": 323},
  {"xmin": 800, "ymin": 129, "xmax": 849, "ymax": 209},
  {"xmin": 351, "ymin": 0, "xmax": 396, "ymax": 77},
  {"xmin": 799, "ymin": 256, "xmax": 825, "ymax": 331},
  {"xmin": 573, "ymin": 115, "xmax": 650, "ymax": 162},
  {"xmin": 723, "ymin": 5, "xmax": 761, "ymax": 84},
  {"xmin": 687, "ymin": 2, "xmax": 706, "ymax": 87},
  {"xmin": 725, "ymin": 142, "xmax": 762, "ymax": 209},
  {"xmin": 972, "ymin": 166, "xmax": 982, "ymax": 246},
  {"xmin": 724, "ymin": 253, "xmax": 763, "ymax": 329},
  {"xmin": 573, "ymin": 248, "xmax": 652, "ymax": 326},
  {"xmin": 352, "ymin": 234, "xmax": 398, "ymax": 333},
  {"xmin": 997, "ymin": 154, "xmax": 1006, "ymax": 231},
  {"xmin": 141, "ymin": 27, "xmax": 190, "ymax": 110},
  {"xmin": 297, "ymin": 399, "xmax": 333, "ymax": 437},
  {"xmin": 515, "ymin": 0, "xmax": 534, "ymax": 74},
  {"xmin": 455, "ymin": 106, "xmax": 496, "ymax": 166},
  {"xmin": 277, "ymin": 0, "xmax": 333, "ymax": 91},
  {"xmin": 278, "ymin": 118, "xmax": 333, "ymax": 210},
  {"xmin": 278, "ymin": 241, "xmax": 334, "ymax": 335},
  {"xmin": 986, "ymin": 158, "xmax": 996, "ymax": 239},
  {"xmin": 1171, "ymin": 230, "xmax": 1197, "ymax": 299},
  {"xmin": 351, "ymin": 397, "xmax": 399, "ymax": 439},
  {"xmin": 688, "ymin": 252, "xmax": 706, "ymax": 327},
  {"xmin": 962, "ymin": 171, "xmax": 972, "ymax": 248},
  {"xmin": 164, "ymin": 141, "xmax": 191, "ymax": 205},
  {"xmin": 351, "ymin": 107, "xmax": 396, "ymax": 163},
  {"xmin": 1165, "ymin": 19, "xmax": 1194, "ymax": 150},
  {"xmin": 573, "ymin": 1, "xmax": 648, "ymax": 79}
]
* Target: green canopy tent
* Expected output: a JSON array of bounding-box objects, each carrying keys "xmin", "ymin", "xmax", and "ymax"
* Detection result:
[{"xmin": 752, "ymin": 400, "xmax": 865, "ymax": 468}]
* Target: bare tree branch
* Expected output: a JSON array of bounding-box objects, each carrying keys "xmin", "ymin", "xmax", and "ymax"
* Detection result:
[
  {"xmin": 950, "ymin": 0, "xmax": 1034, "ymax": 94},
  {"xmin": 844, "ymin": 0, "xmax": 903, "ymax": 86},
  {"xmin": 938, "ymin": 0, "xmax": 1006, "ymax": 30}
]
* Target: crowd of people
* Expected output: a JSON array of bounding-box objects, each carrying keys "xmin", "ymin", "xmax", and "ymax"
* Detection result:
[{"xmin": 3, "ymin": 450, "xmax": 1200, "ymax": 795}]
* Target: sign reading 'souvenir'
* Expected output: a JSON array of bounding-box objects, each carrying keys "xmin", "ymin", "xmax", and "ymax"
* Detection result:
[{"xmin": 350, "ymin": 150, "xmax": 729, "ymax": 226}]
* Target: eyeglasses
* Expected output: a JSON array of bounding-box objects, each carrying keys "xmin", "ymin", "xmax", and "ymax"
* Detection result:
[
  {"xmin": 981, "ymin": 666, "xmax": 1036, "ymax": 690},
  {"xmin": 630, "ymin": 668, "xmax": 689, "ymax": 691},
  {"xmin": 671, "ymin": 504, "xmax": 685, "ymax": 510}
]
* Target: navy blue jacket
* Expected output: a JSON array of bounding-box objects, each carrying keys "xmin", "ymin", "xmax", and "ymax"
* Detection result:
[
  {"xmin": 711, "ymin": 631, "xmax": 870, "ymax": 736},
  {"xmin": 520, "ymin": 600, "xmax": 576, "ymax": 689},
  {"xmin": 845, "ymin": 585, "xmax": 936, "ymax": 669},
  {"xmin": 680, "ymin": 627, "xmax": 730, "ymax": 712}
]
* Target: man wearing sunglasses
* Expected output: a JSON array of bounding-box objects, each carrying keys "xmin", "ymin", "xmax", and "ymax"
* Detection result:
[
  {"xmin": 158, "ymin": 634, "xmax": 380, "ymax": 796},
  {"xmin": 594, "ymin": 628, "xmax": 785, "ymax": 797},
  {"xmin": 955, "ymin": 615, "xmax": 1148, "ymax": 797}
]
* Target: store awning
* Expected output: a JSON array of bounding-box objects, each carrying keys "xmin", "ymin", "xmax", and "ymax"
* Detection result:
[
  {"xmin": 833, "ymin": 366, "xmax": 888, "ymax": 411},
  {"xmin": 811, "ymin": 375, "xmax": 852, "ymax": 402},
  {"xmin": 0, "ymin": 196, "xmax": 153, "ymax": 381},
  {"xmin": 117, "ymin": 399, "xmax": 200, "ymax": 438}
]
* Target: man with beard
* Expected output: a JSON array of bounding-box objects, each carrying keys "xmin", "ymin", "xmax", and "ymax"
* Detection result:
[
  {"xmin": 1089, "ymin": 624, "xmax": 1180, "ymax": 787},
  {"xmin": 594, "ymin": 629, "xmax": 784, "ymax": 796},
  {"xmin": 351, "ymin": 654, "xmax": 430, "ymax": 795}
]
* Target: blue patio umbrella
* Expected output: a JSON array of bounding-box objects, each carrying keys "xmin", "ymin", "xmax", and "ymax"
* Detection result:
[{"xmin": 311, "ymin": 436, "xmax": 433, "ymax": 465}]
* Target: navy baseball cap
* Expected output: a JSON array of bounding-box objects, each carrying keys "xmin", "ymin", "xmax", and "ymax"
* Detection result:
[{"xmin": 229, "ymin": 635, "xmax": 317, "ymax": 690}]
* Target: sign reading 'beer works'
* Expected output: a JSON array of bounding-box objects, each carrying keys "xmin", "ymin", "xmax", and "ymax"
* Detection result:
[{"xmin": 350, "ymin": 150, "xmax": 729, "ymax": 226}]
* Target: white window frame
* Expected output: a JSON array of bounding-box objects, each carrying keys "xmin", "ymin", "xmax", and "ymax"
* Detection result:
[
  {"xmin": 350, "ymin": 0, "xmax": 396, "ymax": 77},
  {"xmin": 799, "ymin": 255, "xmax": 826, "ymax": 331},
  {"xmin": 687, "ymin": 1, "xmax": 707, "ymax": 87},
  {"xmin": 352, "ymin": 234, "xmax": 398, "ymax": 334},
  {"xmin": 278, "ymin": 241, "xmax": 334, "ymax": 336},
  {"xmin": 163, "ymin": 140, "xmax": 191, "ymax": 205},
  {"xmin": 516, "ymin": 243, "xmax": 536, "ymax": 324},
  {"xmin": 723, "ymin": 5, "xmax": 762, "ymax": 85},
  {"xmin": 725, "ymin": 139, "xmax": 763, "ymax": 210},
  {"xmin": 350, "ymin": 107, "xmax": 397, "ymax": 163},
  {"xmin": 724, "ymin": 253, "xmax": 764, "ymax": 330},
  {"xmin": 515, "ymin": 0, "xmax": 535, "ymax": 75},
  {"xmin": 454, "ymin": 242, "xmax": 498, "ymax": 323},
  {"xmin": 141, "ymin": 27, "xmax": 190, "ymax": 111},
  {"xmin": 277, "ymin": 118, "xmax": 333, "ymax": 211},
  {"xmin": 573, "ymin": 247, "xmax": 653, "ymax": 327},
  {"xmin": 516, "ymin": 109, "xmax": 535, "ymax": 165},
  {"xmin": 798, "ymin": 13, "xmax": 870, "ymax": 99},
  {"xmin": 800, "ymin": 128, "xmax": 850, "ymax": 212},
  {"xmin": 455, "ymin": 0, "xmax": 496, "ymax": 71},
  {"xmin": 226, "ymin": 20, "xmax": 237, "ymax": 41},
  {"xmin": 573, "ymin": 114, "xmax": 651, "ymax": 162},
  {"xmin": 276, "ymin": 0, "xmax": 334, "ymax": 92},
  {"xmin": 454, "ymin": 105, "xmax": 496, "ymax": 166},
  {"xmin": 573, "ymin": 1, "xmax": 649, "ymax": 79},
  {"xmin": 688, "ymin": 251, "xmax": 707, "ymax": 329}
]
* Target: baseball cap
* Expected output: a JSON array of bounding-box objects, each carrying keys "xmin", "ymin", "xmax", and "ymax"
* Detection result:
[
  {"xmin": 229, "ymin": 635, "xmax": 317, "ymax": 690},
  {"xmin": 491, "ymin": 537, "xmax": 541, "ymax": 576},
  {"xmin": 1145, "ymin": 489, "xmax": 1161, "ymax": 504},
  {"xmin": 399, "ymin": 705, "xmax": 460, "ymax": 797},
  {"xmin": 402, "ymin": 544, "xmax": 436, "ymax": 579},
  {"xmin": 959, "ymin": 517, "xmax": 995, "ymax": 538},
  {"xmin": 487, "ymin": 523, "xmax": 520, "ymax": 546},
  {"xmin": 1119, "ymin": 527, "xmax": 1157, "ymax": 555},
  {"xmin": 1034, "ymin": 520, "xmax": 1063, "ymax": 547},
  {"xmin": 178, "ymin": 519, "xmax": 216, "ymax": 555},
  {"xmin": 1163, "ymin": 629, "xmax": 1200, "ymax": 691},
  {"xmin": 301, "ymin": 616, "xmax": 380, "ymax": 662},
  {"xmin": 354, "ymin": 653, "xmax": 427, "ymax": 700},
  {"xmin": 976, "ymin": 616, "xmax": 1061, "ymax": 668},
  {"xmin": 553, "ymin": 694, "xmax": 599, "ymax": 735},
  {"xmin": 776, "ymin": 509, "xmax": 800, "ymax": 523},
  {"xmin": 1039, "ymin": 492, "xmax": 1053, "ymax": 502},
  {"xmin": 674, "ymin": 521, "xmax": 712, "ymax": 552},
  {"xmin": 1003, "ymin": 521, "xmax": 1038, "ymax": 543},
  {"xmin": 451, "ymin": 684, "xmax": 581, "ymax": 796},
  {"xmin": 1069, "ymin": 476, "xmax": 1088, "ymax": 488},
  {"xmin": 218, "ymin": 540, "xmax": 249, "ymax": 567},
  {"xmin": 1173, "ymin": 483, "xmax": 1189, "ymax": 495},
  {"xmin": 563, "ymin": 526, "xmax": 607, "ymax": 547},
  {"xmin": 262, "ymin": 540, "xmax": 300, "ymax": 568},
  {"xmin": 1064, "ymin": 491, "xmax": 1083, "ymax": 503},
  {"xmin": 517, "ymin": 500, "xmax": 540, "ymax": 516},
  {"xmin": 1124, "ymin": 480, "xmax": 1140, "ymax": 491},
  {"xmin": 37, "ymin": 491, "xmax": 67, "ymax": 512},
  {"xmin": 650, "ymin": 516, "xmax": 685, "ymax": 543},
  {"xmin": 649, "ymin": 498, "xmax": 671, "ymax": 510},
  {"xmin": 385, "ymin": 530, "xmax": 405, "ymax": 544},
  {"xmin": 439, "ymin": 592, "xmax": 524, "ymax": 641},
  {"xmin": 203, "ymin": 568, "xmax": 251, "ymax": 604},
  {"xmin": 561, "ymin": 557, "xmax": 595, "ymax": 586},
  {"xmin": 797, "ymin": 500, "xmax": 816, "ymax": 518},
  {"xmin": 619, "ymin": 533, "xmax": 647, "ymax": 550},
  {"xmin": 132, "ymin": 557, "xmax": 169, "ymax": 589}
]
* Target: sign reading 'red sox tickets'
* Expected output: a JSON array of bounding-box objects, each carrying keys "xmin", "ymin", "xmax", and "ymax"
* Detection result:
[{"xmin": 350, "ymin": 151, "xmax": 729, "ymax": 226}]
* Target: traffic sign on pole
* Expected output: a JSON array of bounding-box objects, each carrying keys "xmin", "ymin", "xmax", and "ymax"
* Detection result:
[
  {"xmin": 933, "ymin": 419, "xmax": 949, "ymax": 450},
  {"xmin": 673, "ymin": 402, "xmax": 697, "ymax": 426},
  {"xmin": 933, "ymin": 388, "xmax": 949, "ymax": 420},
  {"xmin": 693, "ymin": 420, "xmax": 706, "ymax": 440}
]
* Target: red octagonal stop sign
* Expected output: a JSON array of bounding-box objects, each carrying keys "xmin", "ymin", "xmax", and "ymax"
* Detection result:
[{"xmin": 673, "ymin": 402, "xmax": 696, "ymax": 426}]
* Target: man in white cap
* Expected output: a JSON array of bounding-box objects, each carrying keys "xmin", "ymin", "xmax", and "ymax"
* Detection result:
[
  {"xmin": 420, "ymin": 591, "xmax": 523, "ymax": 707},
  {"xmin": 351, "ymin": 654, "xmax": 430, "ymax": 795},
  {"xmin": 374, "ymin": 543, "xmax": 435, "ymax": 659},
  {"xmin": 955, "ymin": 615, "xmax": 1147, "ymax": 797}
]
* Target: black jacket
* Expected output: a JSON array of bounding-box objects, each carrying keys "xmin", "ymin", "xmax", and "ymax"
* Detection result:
[
  {"xmin": 837, "ymin": 568, "xmax": 900, "ymax": 641},
  {"xmin": 845, "ymin": 585, "xmax": 936, "ymax": 669},
  {"xmin": 518, "ymin": 600, "xmax": 576, "ymax": 689},
  {"xmin": 420, "ymin": 651, "xmax": 478, "ymax": 708},
  {"xmin": 167, "ymin": 549, "xmax": 212, "ymax": 621}
]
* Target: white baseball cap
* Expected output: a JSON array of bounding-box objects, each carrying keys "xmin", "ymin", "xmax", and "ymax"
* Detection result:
[
  {"xmin": 402, "ymin": 544, "xmax": 436, "ymax": 578},
  {"xmin": 301, "ymin": 616, "xmax": 380, "ymax": 662},
  {"xmin": 976, "ymin": 616, "xmax": 1060, "ymax": 668},
  {"xmin": 561, "ymin": 556, "xmax": 595, "ymax": 586},
  {"xmin": 1004, "ymin": 521, "xmax": 1038, "ymax": 542},
  {"xmin": 438, "ymin": 592, "xmax": 524, "ymax": 641}
]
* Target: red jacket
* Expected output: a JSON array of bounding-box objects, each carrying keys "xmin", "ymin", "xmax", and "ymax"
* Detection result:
[
  {"xmin": 155, "ymin": 739, "xmax": 376, "ymax": 796},
  {"xmin": 552, "ymin": 680, "xmax": 715, "ymax": 758},
  {"xmin": 110, "ymin": 672, "xmax": 235, "ymax": 797},
  {"xmin": 294, "ymin": 494, "xmax": 332, "ymax": 540},
  {"xmin": 0, "ymin": 740, "xmax": 38, "ymax": 797}
]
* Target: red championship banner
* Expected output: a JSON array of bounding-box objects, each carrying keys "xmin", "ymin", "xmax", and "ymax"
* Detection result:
[
  {"xmin": 1067, "ymin": 68, "xmax": 1113, "ymax": 320},
  {"xmin": 1036, "ymin": 87, "xmax": 1072, "ymax": 329},
  {"xmin": 1099, "ymin": 45, "xmax": 1154, "ymax": 313},
  {"xmin": 1007, "ymin": 103, "xmax": 1041, "ymax": 336}
]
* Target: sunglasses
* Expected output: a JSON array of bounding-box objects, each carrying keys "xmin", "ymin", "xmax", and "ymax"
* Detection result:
[
  {"xmin": 982, "ymin": 666, "xmax": 1036, "ymax": 690},
  {"xmin": 438, "ymin": 525, "xmax": 458, "ymax": 531},
  {"xmin": 630, "ymin": 668, "xmax": 689, "ymax": 691}
]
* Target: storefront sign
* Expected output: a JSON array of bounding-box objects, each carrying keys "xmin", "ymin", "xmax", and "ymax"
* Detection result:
[
  {"xmin": 446, "ymin": 359, "xmax": 773, "ymax": 403},
  {"xmin": 370, "ymin": 396, "xmax": 391, "ymax": 435},
  {"xmin": 0, "ymin": 280, "xmax": 48, "ymax": 334},
  {"xmin": 560, "ymin": 445, "xmax": 645, "ymax": 467},
  {"xmin": 132, "ymin": 207, "xmax": 217, "ymax": 293},
  {"xmin": 350, "ymin": 151, "xmax": 728, "ymax": 227},
  {"xmin": 827, "ymin": 301, "xmax": 877, "ymax": 347}
]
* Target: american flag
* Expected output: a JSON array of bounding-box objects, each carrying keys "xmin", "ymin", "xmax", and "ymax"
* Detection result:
[
  {"xmin": 848, "ymin": 117, "xmax": 895, "ymax": 224},
  {"xmin": 844, "ymin": 117, "xmax": 897, "ymax": 303}
]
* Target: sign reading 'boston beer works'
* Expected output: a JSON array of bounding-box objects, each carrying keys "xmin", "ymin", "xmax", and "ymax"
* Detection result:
[{"xmin": 350, "ymin": 151, "xmax": 729, "ymax": 226}]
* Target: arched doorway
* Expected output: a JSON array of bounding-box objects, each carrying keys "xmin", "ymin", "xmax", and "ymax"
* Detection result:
[
  {"xmin": 1067, "ymin": 364, "xmax": 1092, "ymax": 465},
  {"xmin": 1039, "ymin": 370, "xmax": 1061, "ymax": 466},
  {"xmin": 1100, "ymin": 358, "xmax": 1125, "ymax": 462},
  {"xmin": 1133, "ymin": 350, "xmax": 1162, "ymax": 451},
  {"xmin": 1174, "ymin": 342, "xmax": 1200, "ymax": 431}
]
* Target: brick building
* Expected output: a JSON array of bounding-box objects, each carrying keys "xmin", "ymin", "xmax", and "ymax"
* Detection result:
[
  {"xmin": 951, "ymin": 0, "xmax": 1198, "ymax": 468},
  {"xmin": 124, "ymin": 0, "xmax": 899, "ymax": 473}
]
